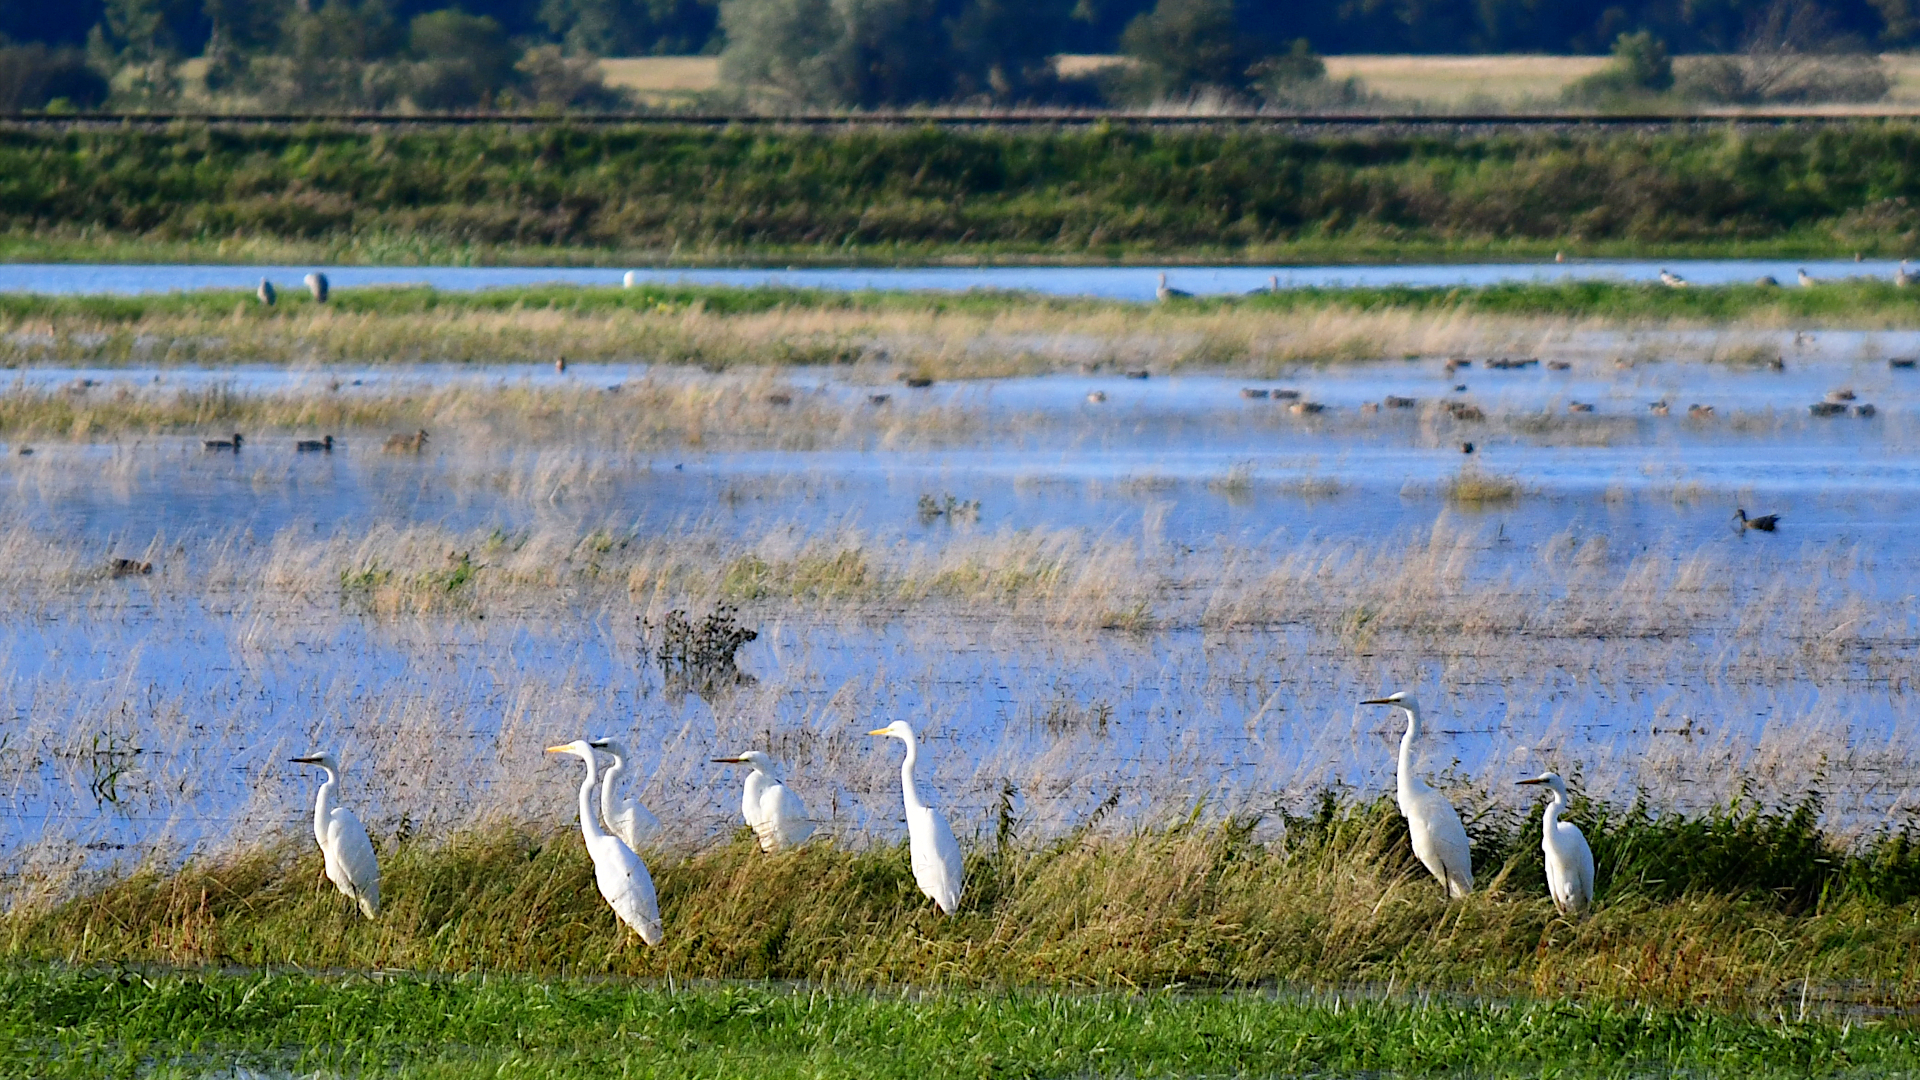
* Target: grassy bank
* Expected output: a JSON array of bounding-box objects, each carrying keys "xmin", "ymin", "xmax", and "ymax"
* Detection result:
[
  {"xmin": 2, "ymin": 279, "xmax": 1919, "ymax": 369},
  {"xmin": 4, "ymin": 966, "xmax": 1904, "ymax": 1080},
  {"xmin": 7, "ymin": 123, "xmax": 1920, "ymax": 261},
  {"xmin": 11, "ymin": 796, "xmax": 1920, "ymax": 1006}
]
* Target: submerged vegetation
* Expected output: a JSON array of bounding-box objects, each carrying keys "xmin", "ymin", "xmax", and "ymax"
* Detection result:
[{"xmin": 10, "ymin": 125, "xmax": 1920, "ymax": 262}]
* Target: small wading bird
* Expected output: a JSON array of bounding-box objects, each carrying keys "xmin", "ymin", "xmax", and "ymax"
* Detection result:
[
  {"xmin": 204, "ymin": 433, "xmax": 242, "ymax": 451},
  {"xmin": 256, "ymin": 279, "xmax": 276, "ymax": 306},
  {"xmin": 1156, "ymin": 272, "xmax": 1191, "ymax": 302},
  {"xmin": 869, "ymin": 720, "xmax": 964, "ymax": 914},
  {"xmin": 1362, "ymin": 692, "xmax": 1473, "ymax": 898},
  {"xmin": 1798, "ymin": 267, "xmax": 1818, "ymax": 287},
  {"xmin": 1736, "ymin": 508, "xmax": 1780, "ymax": 532},
  {"xmin": 1658, "ymin": 268, "xmax": 1687, "ymax": 288},
  {"xmin": 289, "ymin": 752, "xmax": 380, "ymax": 918},
  {"xmin": 1898, "ymin": 260, "xmax": 1917, "ymax": 287},
  {"xmin": 712, "ymin": 750, "xmax": 815, "ymax": 852},
  {"xmin": 296, "ymin": 435, "xmax": 333, "ymax": 453},
  {"xmin": 1517, "ymin": 772, "xmax": 1594, "ymax": 915},
  {"xmin": 547, "ymin": 740, "xmax": 663, "ymax": 945},
  {"xmin": 589, "ymin": 736, "xmax": 660, "ymax": 853},
  {"xmin": 383, "ymin": 429, "xmax": 428, "ymax": 454},
  {"xmin": 1246, "ymin": 274, "xmax": 1280, "ymax": 295},
  {"xmin": 304, "ymin": 272, "xmax": 329, "ymax": 303}
]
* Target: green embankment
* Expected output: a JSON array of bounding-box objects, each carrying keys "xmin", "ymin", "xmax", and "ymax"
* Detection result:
[
  {"xmin": 2, "ymin": 966, "xmax": 1907, "ymax": 1079},
  {"xmin": 5, "ymin": 123, "xmax": 1920, "ymax": 262}
]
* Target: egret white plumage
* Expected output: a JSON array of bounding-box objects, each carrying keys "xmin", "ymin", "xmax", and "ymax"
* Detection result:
[
  {"xmin": 1361, "ymin": 692, "xmax": 1473, "ymax": 898},
  {"xmin": 1517, "ymin": 771, "xmax": 1594, "ymax": 915},
  {"xmin": 711, "ymin": 750, "xmax": 814, "ymax": 852},
  {"xmin": 547, "ymin": 740, "xmax": 663, "ymax": 945},
  {"xmin": 868, "ymin": 721, "xmax": 964, "ymax": 914},
  {"xmin": 587, "ymin": 736, "xmax": 661, "ymax": 852},
  {"xmin": 289, "ymin": 752, "xmax": 380, "ymax": 918},
  {"xmin": 623, "ymin": 270, "xmax": 637, "ymax": 288}
]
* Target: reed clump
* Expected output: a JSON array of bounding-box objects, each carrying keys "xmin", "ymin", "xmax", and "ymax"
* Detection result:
[{"xmin": 11, "ymin": 792, "xmax": 1920, "ymax": 1005}]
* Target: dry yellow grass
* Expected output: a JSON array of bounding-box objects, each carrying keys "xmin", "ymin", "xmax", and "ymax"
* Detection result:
[
  {"xmin": 598, "ymin": 56, "xmax": 720, "ymax": 103},
  {"xmin": 1322, "ymin": 54, "xmax": 1610, "ymax": 106}
]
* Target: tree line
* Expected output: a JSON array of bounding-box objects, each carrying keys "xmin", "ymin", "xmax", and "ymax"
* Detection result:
[{"xmin": 0, "ymin": 0, "xmax": 1907, "ymax": 110}]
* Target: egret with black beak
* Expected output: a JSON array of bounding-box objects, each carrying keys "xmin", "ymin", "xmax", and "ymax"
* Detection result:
[
  {"xmin": 547, "ymin": 740, "xmax": 663, "ymax": 945},
  {"xmin": 711, "ymin": 750, "xmax": 814, "ymax": 851},
  {"xmin": 868, "ymin": 721, "xmax": 964, "ymax": 913},
  {"xmin": 588, "ymin": 737, "xmax": 660, "ymax": 853},
  {"xmin": 289, "ymin": 752, "xmax": 381, "ymax": 918},
  {"xmin": 1518, "ymin": 771, "xmax": 1594, "ymax": 915},
  {"xmin": 1361, "ymin": 692, "xmax": 1473, "ymax": 898}
]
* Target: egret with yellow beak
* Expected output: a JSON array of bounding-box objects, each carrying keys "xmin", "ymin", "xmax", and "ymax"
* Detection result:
[
  {"xmin": 868, "ymin": 721, "xmax": 964, "ymax": 914},
  {"xmin": 547, "ymin": 740, "xmax": 663, "ymax": 945}
]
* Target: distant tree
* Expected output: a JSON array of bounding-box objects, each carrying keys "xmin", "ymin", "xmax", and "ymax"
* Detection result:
[
  {"xmin": 202, "ymin": 0, "xmax": 290, "ymax": 89},
  {"xmin": 0, "ymin": 44, "xmax": 110, "ymax": 109},
  {"xmin": 1118, "ymin": 0, "xmax": 1261, "ymax": 99},
  {"xmin": 1679, "ymin": 0, "xmax": 1890, "ymax": 104},
  {"xmin": 945, "ymin": 0, "xmax": 1078, "ymax": 101},
  {"xmin": 1563, "ymin": 29, "xmax": 1673, "ymax": 103},
  {"xmin": 405, "ymin": 9, "xmax": 518, "ymax": 108},
  {"xmin": 516, "ymin": 44, "xmax": 630, "ymax": 107},
  {"xmin": 719, "ymin": 0, "xmax": 951, "ymax": 108},
  {"xmin": 539, "ymin": 0, "xmax": 720, "ymax": 55}
]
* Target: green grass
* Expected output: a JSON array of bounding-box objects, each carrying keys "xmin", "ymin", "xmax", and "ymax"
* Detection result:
[
  {"xmin": 6, "ymin": 966, "xmax": 1912, "ymax": 1079},
  {"xmin": 9, "ymin": 122, "xmax": 1920, "ymax": 261}
]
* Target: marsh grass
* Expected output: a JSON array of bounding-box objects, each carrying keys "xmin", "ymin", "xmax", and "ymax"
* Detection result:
[
  {"xmin": 1443, "ymin": 466, "xmax": 1523, "ymax": 506},
  {"xmin": 6, "ymin": 280, "xmax": 1920, "ymax": 373},
  {"xmin": 11, "ymin": 791, "xmax": 1920, "ymax": 1005}
]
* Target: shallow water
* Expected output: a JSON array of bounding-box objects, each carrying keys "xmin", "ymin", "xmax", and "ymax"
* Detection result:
[
  {"xmin": 1, "ymin": 354, "xmax": 1919, "ymax": 887},
  {"xmin": 0, "ymin": 259, "xmax": 1911, "ymax": 300}
]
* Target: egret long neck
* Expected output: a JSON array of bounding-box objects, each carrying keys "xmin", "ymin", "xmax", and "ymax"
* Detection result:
[
  {"xmin": 599, "ymin": 752, "xmax": 625, "ymax": 827},
  {"xmin": 576, "ymin": 757, "xmax": 606, "ymax": 841},
  {"xmin": 313, "ymin": 765, "xmax": 339, "ymax": 841},
  {"xmin": 1543, "ymin": 785, "xmax": 1567, "ymax": 830},
  {"xmin": 899, "ymin": 735, "xmax": 927, "ymax": 812},
  {"xmin": 1396, "ymin": 705, "xmax": 1429, "ymax": 798}
]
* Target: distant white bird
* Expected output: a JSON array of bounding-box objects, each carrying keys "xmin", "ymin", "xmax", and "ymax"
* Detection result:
[
  {"xmin": 711, "ymin": 750, "xmax": 814, "ymax": 852},
  {"xmin": 868, "ymin": 720, "xmax": 964, "ymax": 914},
  {"xmin": 1362, "ymin": 692, "xmax": 1473, "ymax": 898},
  {"xmin": 1658, "ymin": 268, "xmax": 1687, "ymax": 288},
  {"xmin": 1246, "ymin": 274, "xmax": 1279, "ymax": 295},
  {"xmin": 623, "ymin": 270, "xmax": 637, "ymax": 288},
  {"xmin": 256, "ymin": 279, "xmax": 276, "ymax": 306},
  {"xmin": 1156, "ymin": 272, "xmax": 1191, "ymax": 302},
  {"xmin": 548, "ymin": 740, "xmax": 663, "ymax": 945},
  {"xmin": 1798, "ymin": 267, "xmax": 1818, "ymax": 287},
  {"xmin": 304, "ymin": 272, "xmax": 329, "ymax": 303},
  {"xmin": 1898, "ymin": 260, "xmax": 1916, "ymax": 287},
  {"xmin": 588, "ymin": 736, "xmax": 661, "ymax": 852},
  {"xmin": 289, "ymin": 752, "xmax": 380, "ymax": 918},
  {"xmin": 1517, "ymin": 771, "xmax": 1594, "ymax": 915}
]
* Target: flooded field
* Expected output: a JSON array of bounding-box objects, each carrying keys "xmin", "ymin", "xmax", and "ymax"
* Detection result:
[{"xmin": 2, "ymin": 344, "xmax": 1918, "ymax": 900}]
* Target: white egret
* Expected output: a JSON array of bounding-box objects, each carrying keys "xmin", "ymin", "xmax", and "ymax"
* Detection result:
[
  {"xmin": 289, "ymin": 752, "xmax": 381, "ymax": 918},
  {"xmin": 1362, "ymin": 692, "xmax": 1474, "ymax": 898},
  {"xmin": 587, "ymin": 736, "xmax": 661, "ymax": 852},
  {"xmin": 711, "ymin": 750, "xmax": 814, "ymax": 851},
  {"xmin": 1517, "ymin": 771, "xmax": 1594, "ymax": 915},
  {"xmin": 547, "ymin": 740, "xmax": 663, "ymax": 945},
  {"xmin": 868, "ymin": 721, "xmax": 964, "ymax": 914}
]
